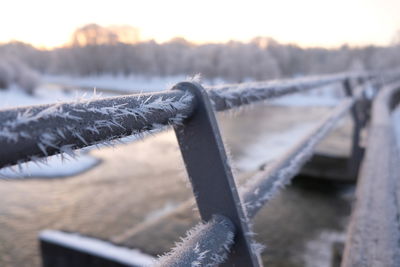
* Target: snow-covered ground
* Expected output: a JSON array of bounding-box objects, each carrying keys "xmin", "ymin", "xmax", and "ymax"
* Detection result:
[
  {"xmin": 269, "ymin": 83, "xmax": 343, "ymax": 107},
  {"xmin": 0, "ymin": 85, "xmax": 77, "ymax": 109},
  {"xmin": 43, "ymin": 74, "xmax": 233, "ymax": 93},
  {"xmin": 43, "ymin": 74, "xmax": 187, "ymax": 93},
  {"xmin": 270, "ymin": 92, "xmax": 340, "ymax": 107}
]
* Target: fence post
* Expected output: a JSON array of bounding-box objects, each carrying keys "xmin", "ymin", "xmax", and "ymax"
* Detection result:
[
  {"xmin": 172, "ymin": 81, "xmax": 260, "ymax": 267},
  {"xmin": 342, "ymin": 78, "xmax": 366, "ymax": 178}
]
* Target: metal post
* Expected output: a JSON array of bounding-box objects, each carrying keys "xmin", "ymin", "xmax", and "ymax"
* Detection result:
[
  {"xmin": 342, "ymin": 78, "xmax": 365, "ymax": 178},
  {"xmin": 172, "ymin": 81, "xmax": 260, "ymax": 267}
]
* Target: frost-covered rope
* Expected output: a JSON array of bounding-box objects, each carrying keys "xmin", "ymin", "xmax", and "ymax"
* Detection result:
[
  {"xmin": 0, "ymin": 90, "xmax": 194, "ymax": 169},
  {"xmin": 240, "ymin": 97, "xmax": 355, "ymax": 218},
  {"xmin": 207, "ymin": 72, "xmax": 368, "ymax": 111},
  {"xmin": 154, "ymin": 215, "xmax": 235, "ymax": 267}
]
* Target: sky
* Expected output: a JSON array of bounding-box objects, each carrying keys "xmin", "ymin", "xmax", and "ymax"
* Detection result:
[{"xmin": 0, "ymin": 0, "xmax": 399, "ymax": 48}]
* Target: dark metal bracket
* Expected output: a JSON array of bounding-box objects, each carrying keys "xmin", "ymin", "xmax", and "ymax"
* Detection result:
[
  {"xmin": 172, "ymin": 81, "xmax": 260, "ymax": 266},
  {"xmin": 343, "ymin": 78, "xmax": 367, "ymax": 177}
]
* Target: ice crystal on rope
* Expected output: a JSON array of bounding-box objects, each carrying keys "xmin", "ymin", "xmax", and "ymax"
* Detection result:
[
  {"xmin": 0, "ymin": 91, "xmax": 193, "ymax": 171},
  {"xmin": 155, "ymin": 215, "xmax": 235, "ymax": 267}
]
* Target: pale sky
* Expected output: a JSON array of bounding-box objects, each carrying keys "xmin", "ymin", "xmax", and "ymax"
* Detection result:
[{"xmin": 0, "ymin": 0, "xmax": 399, "ymax": 48}]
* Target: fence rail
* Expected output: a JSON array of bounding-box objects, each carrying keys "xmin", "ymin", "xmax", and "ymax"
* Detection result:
[
  {"xmin": 341, "ymin": 81, "xmax": 400, "ymax": 267},
  {"xmin": 1, "ymin": 70, "xmax": 399, "ymax": 266},
  {"xmin": 0, "ymin": 71, "xmax": 378, "ymax": 169}
]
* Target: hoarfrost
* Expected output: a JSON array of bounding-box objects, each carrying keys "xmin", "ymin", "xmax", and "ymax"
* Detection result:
[
  {"xmin": 0, "ymin": 90, "xmax": 194, "ymax": 172},
  {"xmin": 155, "ymin": 215, "xmax": 235, "ymax": 267},
  {"xmin": 207, "ymin": 73, "xmax": 354, "ymax": 111}
]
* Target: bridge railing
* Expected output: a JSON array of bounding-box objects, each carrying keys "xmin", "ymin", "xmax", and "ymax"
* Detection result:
[
  {"xmin": 0, "ymin": 71, "xmax": 377, "ymax": 169},
  {"xmin": 1, "ymin": 70, "xmax": 399, "ymax": 266},
  {"xmin": 341, "ymin": 80, "xmax": 400, "ymax": 267}
]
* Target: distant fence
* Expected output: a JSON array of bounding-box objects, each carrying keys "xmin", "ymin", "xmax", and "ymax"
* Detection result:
[{"xmin": 1, "ymin": 70, "xmax": 400, "ymax": 266}]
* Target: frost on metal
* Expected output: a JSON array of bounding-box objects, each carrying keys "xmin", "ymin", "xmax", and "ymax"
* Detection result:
[
  {"xmin": 240, "ymin": 98, "xmax": 354, "ymax": 218},
  {"xmin": 155, "ymin": 215, "xmax": 235, "ymax": 267},
  {"xmin": 207, "ymin": 72, "xmax": 360, "ymax": 111},
  {"xmin": 0, "ymin": 90, "xmax": 194, "ymax": 170},
  {"xmin": 251, "ymin": 241, "xmax": 266, "ymax": 256}
]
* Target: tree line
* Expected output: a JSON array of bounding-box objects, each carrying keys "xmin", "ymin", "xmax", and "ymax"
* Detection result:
[{"xmin": 0, "ymin": 24, "xmax": 399, "ymax": 92}]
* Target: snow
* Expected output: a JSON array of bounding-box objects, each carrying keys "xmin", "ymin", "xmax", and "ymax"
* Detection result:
[
  {"xmin": 0, "ymin": 152, "xmax": 99, "ymax": 179},
  {"xmin": 0, "ymin": 86, "xmax": 68, "ymax": 109},
  {"xmin": 43, "ymin": 74, "xmax": 188, "ymax": 93},
  {"xmin": 0, "ymin": 84, "xmax": 107, "ymax": 109},
  {"xmin": 269, "ymin": 84, "xmax": 343, "ymax": 107},
  {"xmin": 269, "ymin": 93, "xmax": 339, "ymax": 107},
  {"xmin": 40, "ymin": 230, "xmax": 155, "ymax": 266},
  {"xmin": 43, "ymin": 74, "xmax": 232, "ymax": 94}
]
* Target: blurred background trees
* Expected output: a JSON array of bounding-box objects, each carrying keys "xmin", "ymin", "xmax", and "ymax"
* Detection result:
[
  {"xmin": 70, "ymin": 24, "xmax": 140, "ymax": 46},
  {"xmin": 1, "ymin": 24, "xmax": 399, "ymax": 93}
]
